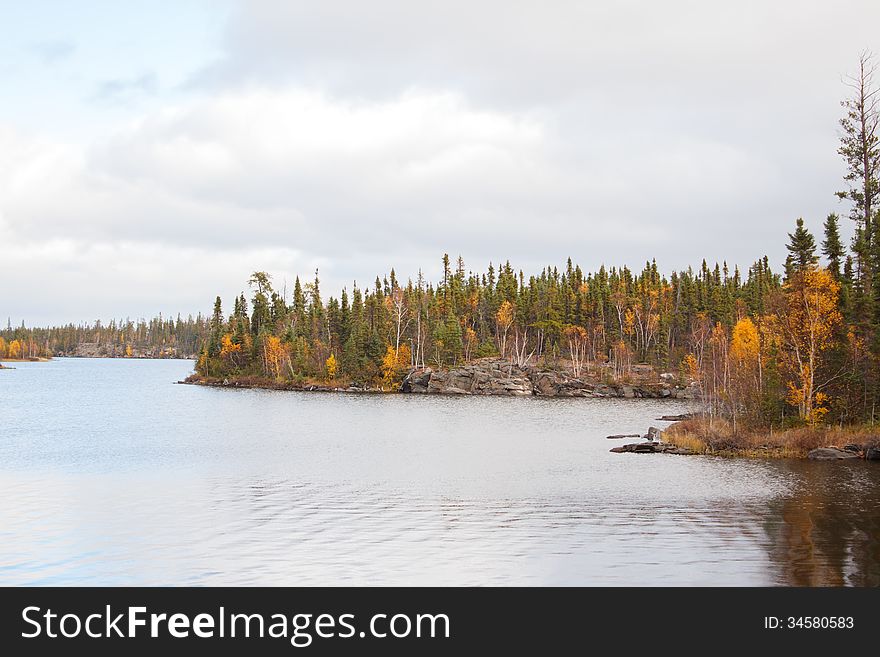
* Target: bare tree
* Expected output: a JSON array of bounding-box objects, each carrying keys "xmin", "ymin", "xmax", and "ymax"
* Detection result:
[{"xmin": 837, "ymin": 51, "xmax": 880, "ymax": 290}]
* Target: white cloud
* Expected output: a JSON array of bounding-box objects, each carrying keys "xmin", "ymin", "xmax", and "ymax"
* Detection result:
[{"xmin": 2, "ymin": 1, "xmax": 875, "ymax": 324}]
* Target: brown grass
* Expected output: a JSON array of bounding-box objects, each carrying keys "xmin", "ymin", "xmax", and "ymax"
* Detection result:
[{"xmin": 663, "ymin": 418, "xmax": 879, "ymax": 458}]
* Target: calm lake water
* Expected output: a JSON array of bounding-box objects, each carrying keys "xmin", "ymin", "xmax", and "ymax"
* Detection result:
[{"xmin": 1, "ymin": 358, "xmax": 878, "ymax": 586}]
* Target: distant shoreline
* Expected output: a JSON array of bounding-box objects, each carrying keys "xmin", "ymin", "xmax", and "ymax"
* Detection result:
[{"xmin": 0, "ymin": 357, "xmax": 51, "ymax": 363}]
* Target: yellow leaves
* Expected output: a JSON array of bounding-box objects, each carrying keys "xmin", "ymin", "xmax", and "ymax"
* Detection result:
[
  {"xmin": 125, "ymin": 344, "xmax": 133, "ymax": 358},
  {"xmin": 262, "ymin": 335, "xmax": 285, "ymax": 379},
  {"xmin": 0, "ymin": 337, "xmax": 6, "ymax": 359},
  {"xmin": 326, "ymin": 353, "xmax": 338, "ymax": 380},
  {"xmin": 774, "ymin": 267, "xmax": 841, "ymax": 354},
  {"xmin": 623, "ymin": 309, "xmax": 635, "ymax": 336},
  {"xmin": 196, "ymin": 348, "xmax": 208, "ymax": 374},
  {"xmin": 495, "ymin": 300, "xmax": 515, "ymax": 357},
  {"xmin": 8, "ymin": 339, "xmax": 21, "ymax": 359},
  {"xmin": 381, "ymin": 343, "xmax": 412, "ymax": 389},
  {"xmin": 563, "ymin": 324, "xmax": 588, "ymax": 342},
  {"xmin": 495, "ymin": 301, "xmax": 514, "ymax": 329},
  {"xmin": 786, "ymin": 378, "xmax": 829, "ymax": 425},
  {"xmin": 681, "ymin": 353, "xmax": 699, "ymax": 381},
  {"xmin": 765, "ymin": 266, "xmax": 841, "ymax": 422},
  {"xmin": 811, "ymin": 392, "xmax": 830, "ymax": 424},
  {"xmin": 220, "ymin": 333, "xmax": 241, "ymax": 358},
  {"xmin": 730, "ymin": 317, "xmax": 759, "ymax": 364},
  {"xmin": 381, "ymin": 346, "xmax": 396, "ymax": 387}
]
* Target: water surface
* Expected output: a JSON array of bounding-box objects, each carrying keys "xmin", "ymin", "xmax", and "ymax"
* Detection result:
[{"xmin": 1, "ymin": 358, "xmax": 878, "ymax": 585}]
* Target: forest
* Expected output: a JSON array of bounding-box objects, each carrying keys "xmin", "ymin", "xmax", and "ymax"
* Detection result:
[
  {"xmin": 192, "ymin": 52, "xmax": 880, "ymax": 433},
  {"xmin": 0, "ymin": 315, "xmax": 207, "ymax": 361}
]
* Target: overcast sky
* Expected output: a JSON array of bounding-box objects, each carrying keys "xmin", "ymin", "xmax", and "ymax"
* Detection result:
[{"xmin": 2, "ymin": 1, "xmax": 878, "ymax": 326}]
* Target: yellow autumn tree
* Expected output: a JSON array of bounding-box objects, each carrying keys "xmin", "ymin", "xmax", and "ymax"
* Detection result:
[
  {"xmin": 495, "ymin": 301, "xmax": 515, "ymax": 358},
  {"xmin": 219, "ymin": 333, "xmax": 243, "ymax": 367},
  {"xmin": 381, "ymin": 343, "xmax": 412, "ymax": 390},
  {"xmin": 681, "ymin": 353, "xmax": 699, "ymax": 382},
  {"xmin": 764, "ymin": 268, "xmax": 841, "ymax": 424},
  {"xmin": 728, "ymin": 317, "xmax": 762, "ymax": 430},
  {"xmin": 261, "ymin": 335, "xmax": 285, "ymax": 380},
  {"xmin": 326, "ymin": 353, "xmax": 338, "ymax": 380},
  {"xmin": 0, "ymin": 337, "xmax": 6, "ymax": 359},
  {"xmin": 8, "ymin": 339, "xmax": 21, "ymax": 359}
]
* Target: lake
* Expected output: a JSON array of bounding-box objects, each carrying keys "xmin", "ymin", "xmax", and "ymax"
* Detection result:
[{"xmin": 1, "ymin": 358, "xmax": 878, "ymax": 585}]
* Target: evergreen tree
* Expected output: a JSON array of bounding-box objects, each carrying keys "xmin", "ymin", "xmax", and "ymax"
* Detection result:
[
  {"xmin": 786, "ymin": 218, "xmax": 818, "ymax": 275},
  {"xmin": 208, "ymin": 296, "xmax": 223, "ymax": 357},
  {"xmin": 821, "ymin": 213, "xmax": 845, "ymax": 279}
]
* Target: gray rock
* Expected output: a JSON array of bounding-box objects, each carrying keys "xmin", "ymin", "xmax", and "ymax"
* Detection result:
[
  {"xmin": 400, "ymin": 368, "xmax": 432, "ymax": 393},
  {"xmin": 807, "ymin": 447, "xmax": 860, "ymax": 460},
  {"xmin": 866, "ymin": 447, "xmax": 880, "ymax": 461},
  {"xmin": 610, "ymin": 441, "xmax": 692, "ymax": 455},
  {"xmin": 621, "ymin": 385, "xmax": 635, "ymax": 398}
]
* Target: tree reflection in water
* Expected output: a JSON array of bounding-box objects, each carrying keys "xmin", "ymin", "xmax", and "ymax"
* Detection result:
[{"xmin": 764, "ymin": 461, "xmax": 880, "ymax": 586}]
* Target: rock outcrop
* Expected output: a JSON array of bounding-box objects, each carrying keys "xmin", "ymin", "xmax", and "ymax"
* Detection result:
[
  {"xmin": 399, "ymin": 358, "xmax": 698, "ymax": 399},
  {"xmin": 807, "ymin": 447, "xmax": 861, "ymax": 460},
  {"xmin": 421, "ymin": 361, "xmax": 532, "ymax": 396},
  {"xmin": 610, "ymin": 441, "xmax": 693, "ymax": 455}
]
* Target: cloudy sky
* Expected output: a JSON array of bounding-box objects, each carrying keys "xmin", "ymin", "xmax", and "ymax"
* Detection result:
[{"xmin": 2, "ymin": 1, "xmax": 878, "ymax": 326}]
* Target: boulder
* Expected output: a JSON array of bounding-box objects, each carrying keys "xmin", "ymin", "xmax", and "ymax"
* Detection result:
[
  {"xmin": 643, "ymin": 426, "xmax": 661, "ymax": 441},
  {"xmin": 659, "ymin": 372, "xmax": 676, "ymax": 381},
  {"xmin": 807, "ymin": 447, "xmax": 860, "ymax": 460},
  {"xmin": 400, "ymin": 368, "xmax": 432, "ymax": 393},
  {"xmin": 866, "ymin": 447, "xmax": 880, "ymax": 461}
]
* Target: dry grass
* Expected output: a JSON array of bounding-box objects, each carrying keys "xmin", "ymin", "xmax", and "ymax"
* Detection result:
[{"xmin": 663, "ymin": 418, "xmax": 879, "ymax": 458}]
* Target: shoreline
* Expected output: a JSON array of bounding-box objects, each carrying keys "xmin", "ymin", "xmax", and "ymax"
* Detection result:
[
  {"xmin": 184, "ymin": 357, "xmax": 701, "ymax": 400},
  {"xmin": 1, "ymin": 357, "xmax": 51, "ymax": 363},
  {"xmin": 652, "ymin": 419, "xmax": 880, "ymax": 461}
]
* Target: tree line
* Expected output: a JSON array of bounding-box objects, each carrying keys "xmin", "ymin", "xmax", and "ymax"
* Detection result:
[{"xmin": 0, "ymin": 315, "xmax": 208, "ymax": 360}]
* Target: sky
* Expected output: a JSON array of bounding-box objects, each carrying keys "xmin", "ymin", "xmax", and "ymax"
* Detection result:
[{"xmin": 1, "ymin": 0, "xmax": 879, "ymax": 326}]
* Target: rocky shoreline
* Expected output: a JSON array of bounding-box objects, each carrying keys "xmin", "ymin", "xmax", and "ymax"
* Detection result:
[
  {"xmin": 183, "ymin": 357, "xmax": 699, "ymax": 399},
  {"xmin": 400, "ymin": 358, "xmax": 698, "ymax": 399},
  {"xmin": 610, "ymin": 424, "xmax": 880, "ymax": 461}
]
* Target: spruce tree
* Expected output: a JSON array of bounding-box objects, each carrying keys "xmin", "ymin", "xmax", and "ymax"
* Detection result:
[
  {"xmin": 786, "ymin": 217, "xmax": 818, "ymax": 275},
  {"xmin": 208, "ymin": 296, "xmax": 223, "ymax": 357},
  {"xmin": 821, "ymin": 213, "xmax": 845, "ymax": 279}
]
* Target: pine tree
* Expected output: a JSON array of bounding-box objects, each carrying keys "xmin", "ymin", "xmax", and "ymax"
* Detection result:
[
  {"xmin": 208, "ymin": 296, "xmax": 223, "ymax": 357},
  {"xmin": 786, "ymin": 218, "xmax": 818, "ymax": 275},
  {"xmin": 821, "ymin": 213, "xmax": 845, "ymax": 279}
]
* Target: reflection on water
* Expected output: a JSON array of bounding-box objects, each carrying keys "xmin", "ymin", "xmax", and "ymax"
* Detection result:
[
  {"xmin": 764, "ymin": 462, "xmax": 880, "ymax": 586},
  {"xmin": 1, "ymin": 359, "xmax": 878, "ymax": 585}
]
